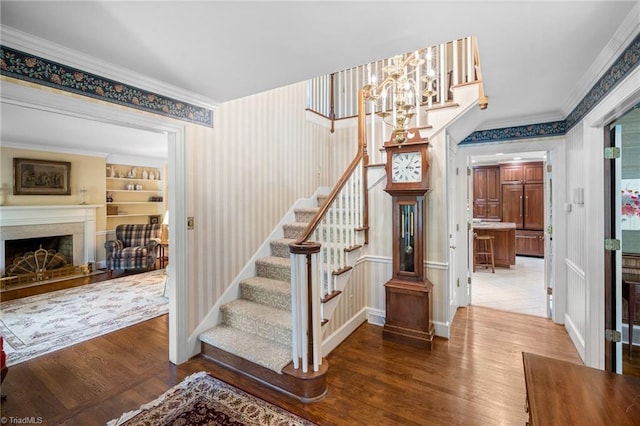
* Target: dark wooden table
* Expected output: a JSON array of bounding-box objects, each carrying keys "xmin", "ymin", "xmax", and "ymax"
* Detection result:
[
  {"xmin": 522, "ymin": 352, "xmax": 640, "ymax": 425},
  {"xmin": 624, "ymin": 272, "xmax": 640, "ymax": 358},
  {"xmin": 158, "ymin": 240, "xmax": 169, "ymax": 268}
]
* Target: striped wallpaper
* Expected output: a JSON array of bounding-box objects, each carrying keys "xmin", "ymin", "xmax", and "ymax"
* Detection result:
[{"xmin": 183, "ymin": 82, "xmax": 341, "ymax": 333}]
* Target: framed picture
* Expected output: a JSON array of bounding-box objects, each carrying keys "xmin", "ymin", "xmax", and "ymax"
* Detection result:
[
  {"xmin": 13, "ymin": 158, "xmax": 71, "ymax": 195},
  {"xmin": 148, "ymin": 215, "xmax": 161, "ymax": 225}
]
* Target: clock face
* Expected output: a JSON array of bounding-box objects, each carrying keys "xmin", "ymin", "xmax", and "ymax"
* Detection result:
[{"xmin": 391, "ymin": 151, "xmax": 422, "ymax": 183}]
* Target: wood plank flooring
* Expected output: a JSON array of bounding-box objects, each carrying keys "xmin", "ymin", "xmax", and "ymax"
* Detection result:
[{"xmin": 1, "ymin": 306, "xmax": 584, "ymax": 426}]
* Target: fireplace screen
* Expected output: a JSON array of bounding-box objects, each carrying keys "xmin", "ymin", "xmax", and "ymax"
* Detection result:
[{"xmin": 4, "ymin": 235, "xmax": 72, "ymax": 277}]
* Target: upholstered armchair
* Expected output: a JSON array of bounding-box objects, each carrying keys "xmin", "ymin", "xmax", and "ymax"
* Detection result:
[{"xmin": 104, "ymin": 224, "xmax": 162, "ymax": 277}]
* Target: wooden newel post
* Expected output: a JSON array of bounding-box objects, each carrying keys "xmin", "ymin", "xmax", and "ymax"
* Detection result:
[{"xmin": 289, "ymin": 241, "xmax": 321, "ymax": 367}]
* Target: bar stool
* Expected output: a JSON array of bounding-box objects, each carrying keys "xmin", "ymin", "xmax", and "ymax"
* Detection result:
[{"xmin": 474, "ymin": 233, "xmax": 495, "ymax": 273}]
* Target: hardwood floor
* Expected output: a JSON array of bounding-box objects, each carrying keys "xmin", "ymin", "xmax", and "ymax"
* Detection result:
[{"xmin": 2, "ymin": 306, "xmax": 584, "ymax": 426}]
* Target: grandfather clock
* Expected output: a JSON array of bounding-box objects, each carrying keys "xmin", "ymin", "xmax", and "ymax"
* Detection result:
[{"xmin": 382, "ymin": 129, "xmax": 435, "ymax": 350}]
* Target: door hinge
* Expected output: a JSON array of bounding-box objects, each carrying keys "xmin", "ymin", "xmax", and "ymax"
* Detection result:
[
  {"xmin": 456, "ymin": 278, "xmax": 460, "ymax": 287},
  {"xmin": 546, "ymin": 287, "xmax": 553, "ymax": 295},
  {"xmin": 467, "ymin": 167, "xmax": 471, "ymax": 176},
  {"xmin": 604, "ymin": 147, "xmax": 621, "ymax": 159},
  {"xmin": 546, "ymin": 164, "xmax": 552, "ymax": 173},
  {"xmin": 467, "ymin": 277, "xmax": 471, "ymax": 285},
  {"xmin": 605, "ymin": 329, "xmax": 621, "ymax": 343},
  {"xmin": 456, "ymin": 167, "xmax": 459, "ymax": 176},
  {"xmin": 604, "ymin": 238, "xmax": 621, "ymax": 251}
]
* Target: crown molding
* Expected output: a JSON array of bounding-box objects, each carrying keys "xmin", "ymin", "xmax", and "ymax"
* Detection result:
[
  {"xmin": 561, "ymin": 2, "xmax": 640, "ymax": 116},
  {"xmin": 0, "ymin": 140, "xmax": 110, "ymax": 158},
  {"xmin": 1, "ymin": 26, "xmax": 219, "ymax": 111}
]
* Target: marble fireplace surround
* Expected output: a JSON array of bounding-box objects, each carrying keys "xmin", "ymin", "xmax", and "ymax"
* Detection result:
[{"xmin": 0, "ymin": 205, "xmax": 99, "ymax": 276}]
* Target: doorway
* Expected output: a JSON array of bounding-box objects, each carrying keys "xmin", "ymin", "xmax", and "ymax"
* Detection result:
[
  {"xmin": 456, "ymin": 137, "xmax": 566, "ymax": 323},
  {"xmin": 605, "ymin": 103, "xmax": 640, "ymax": 377},
  {"xmin": 469, "ymin": 151, "xmax": 549, "ymax": 317}
]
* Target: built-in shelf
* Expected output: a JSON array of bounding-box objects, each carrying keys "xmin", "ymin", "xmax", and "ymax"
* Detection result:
[{"xmin": 106, "ymin": 163, "xmax": 165, "ymax": 228}]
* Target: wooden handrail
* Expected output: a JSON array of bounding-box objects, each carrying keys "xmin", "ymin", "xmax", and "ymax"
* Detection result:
[
  {"xmin": 472, "ymin": 36, "xmax": 489, "ymax": 110},
  {"xmin": 295, "ymin": 88, "xmax": 368, "ymax": 244}
]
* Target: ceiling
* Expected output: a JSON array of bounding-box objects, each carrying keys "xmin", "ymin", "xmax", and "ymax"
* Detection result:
[{"xmin": 1, "ymin": 1, "xmax": 637, "ymax": 160}]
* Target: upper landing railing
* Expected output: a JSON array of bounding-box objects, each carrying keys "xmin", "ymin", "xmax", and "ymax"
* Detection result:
[{"xmin": 306, "ymin": 35, "xmax": 487, "ymax": 163}]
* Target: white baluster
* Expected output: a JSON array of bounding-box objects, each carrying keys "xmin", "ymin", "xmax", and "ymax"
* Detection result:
[
  {"xmin": 467, "ymin": 36, "xmax": 474, "ymax": 82},
  {"xmin": 290, "ymin": 252, "xmax": 299, "ymax": 369},
  {"xmin": 311, "ymin": 251, "xmax": 321, "ymax": 371},
  {"xmin": 439, "ymin": 43, "xmax": 446, "ymax": 105},
  {"xmin": 298, "ymin": 256, "xmax": 309, "ymax": 373}
]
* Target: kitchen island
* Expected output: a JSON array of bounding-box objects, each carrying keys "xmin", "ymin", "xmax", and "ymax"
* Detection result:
[{"xmin": 473, "ymin": 221, "xmax": 516, "ymax": 268}]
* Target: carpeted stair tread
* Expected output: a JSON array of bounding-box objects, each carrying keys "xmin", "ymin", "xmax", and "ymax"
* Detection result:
[
  {"xmin": 256, "ymin": 256, "xmax": 291, "ymax": 281},
  {"xmin": 240, "ymin": 276, "xmax": 291, "ymax": 311},
  {"xmin": 221, "ymin": 299, "xmax": 291, "ymax": 346},
  {"xmin": 200, "ymin": 325, "xmax": 292, "ymax": 373},
  {"xmin": 294, "ymin": 208, "xmax": 319, "ymax": 223},
  {"xmin": 270, "ymin": 238, "xmax": 296, "ymax": 258},
  {"xmin": 283, "ymin": 222, "xmax": 309, "ymax": 239}
]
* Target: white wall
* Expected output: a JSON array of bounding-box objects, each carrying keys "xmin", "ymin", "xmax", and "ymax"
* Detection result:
[{"xmin": 564, "ymin": 65, "xmax": 640, "ymax": 368}]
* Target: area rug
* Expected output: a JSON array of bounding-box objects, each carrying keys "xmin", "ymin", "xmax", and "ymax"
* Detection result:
[
  {"xmin": 0, "ymin": 269, "xmax": 168, "ymax": 366},
  {"xmin": 107, "ymin": 371, "xmax": 317, "ymax": 426}
]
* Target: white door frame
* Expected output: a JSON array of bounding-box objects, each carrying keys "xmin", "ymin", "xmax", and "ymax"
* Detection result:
[
  {"xmin": 455, "ymin": 137, "xmax": 566, "ymax": 324},
  {"xmin": 446, "ymin": 134, "xmax": 460, "ymax": 329},
  {"xmin": 0, "ymin": 81, "xmax": 191, "ymax": 364}
]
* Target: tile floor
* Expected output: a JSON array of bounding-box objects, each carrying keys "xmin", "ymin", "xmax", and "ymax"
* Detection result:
[{"xmin": 472, "ymin": 255, "xmax": 548, "ymax": 317}]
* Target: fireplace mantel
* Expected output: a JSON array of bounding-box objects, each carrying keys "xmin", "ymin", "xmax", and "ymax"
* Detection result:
[{"xmin": 0, "ymin": 205, "xmax": 101, "ymax": 275}]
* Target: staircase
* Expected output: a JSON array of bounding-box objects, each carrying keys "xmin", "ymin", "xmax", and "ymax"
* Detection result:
[
  {"xmin": 200, "ymin": 197, "xmax": 335, "ymax": 401},
  {"xmin": 198, "ymin": 36, "xmax": 488, "ymax": 403}
]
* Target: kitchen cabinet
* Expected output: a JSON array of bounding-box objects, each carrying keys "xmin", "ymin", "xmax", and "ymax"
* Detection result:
[
  {"xmin": 500, "ymin": 162, "xmax": 544, "ymax": 257},
  {"xmin": 501, "ymin": 162, "xmax": 543, "ymax": 184},
  {"xmin": 515, "ymin": 229, "xmax": 545, "ymax": 257},
  {"xmin": 501, "ymin": 182, "xmax": 544, "ymax": 230},
  {"xmin": 473, "ymin": 222, "xmax": 516, "ymax": 268},
  {"xmin": 473, "ymin": 166, "xmax": 501, "ymax": 220}
]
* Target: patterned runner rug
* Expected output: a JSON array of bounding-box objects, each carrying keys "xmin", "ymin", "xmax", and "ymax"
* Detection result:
[
  {"xmin": 0, "ymin": 269, "xmax": 168, "ymax": 366},
  {"xmin": 107, "ymin": 371, "xmax": 317, "ymax": 426}
]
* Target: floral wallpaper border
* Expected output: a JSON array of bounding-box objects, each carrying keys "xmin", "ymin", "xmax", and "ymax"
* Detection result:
[
  {"xmin": 0, "ymin": 45, "xmax": 214, "ymax": 127},
  {"xmin": 565, "ymin": 32, "xmax": 640, "ymax": 130},
  {"xmin": 461, "ymin": 32, "xmax": 640, "ymax": 145},
  {"xmin": 460, "ymin": 120, "xmax": 566, "ymax": 145}
]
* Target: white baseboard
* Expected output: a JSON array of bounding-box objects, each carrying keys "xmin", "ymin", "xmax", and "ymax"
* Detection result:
[
  {"xmin": 564, "ymin": 313, "xmax": 586, "ymax": 362},
  {"xmin": 367, "ymin": 308, "xmax": 385, "ymax": 326},
  {"xmin": 322, "ymin": 308, "xmax": 367, "ymax": 356}
]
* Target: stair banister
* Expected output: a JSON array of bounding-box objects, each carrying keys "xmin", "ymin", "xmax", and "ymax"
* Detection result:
[
  {"xmin": 289, "ymin": 241, "xmax": 321, "ymax": 372},
  {"xmin": 471, "ymin": 36, "xmax": 489, "ymax": 109},
  {"xmin": 289, "ymin": 89, "xmax": 369, "ymax": 373}
]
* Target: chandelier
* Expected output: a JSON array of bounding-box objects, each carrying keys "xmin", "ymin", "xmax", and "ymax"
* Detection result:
[{"xmin": 362, "ymin": 47, "xmax": 437, "ymax": 144}]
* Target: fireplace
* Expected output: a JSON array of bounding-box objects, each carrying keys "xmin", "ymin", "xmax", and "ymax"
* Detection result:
[
  {"xmin": 4, "ymin": 234, "xmax": 73, "ymax": 276},
  {"xmin": 0, "ymin": 205, "xmax": 98, "ymax": 278}
]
